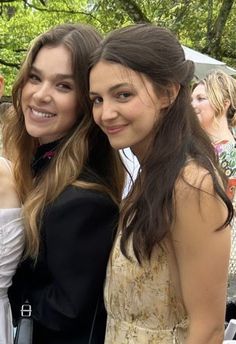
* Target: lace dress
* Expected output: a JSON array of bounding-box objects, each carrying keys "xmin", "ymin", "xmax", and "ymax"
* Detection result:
[
  {"xmin": 104, "ymin": 232, "xmax": 189, "ymax": 344},
  {"xmin": 0, "ymin": 158, "xmax": 24, "ymax": 344}
]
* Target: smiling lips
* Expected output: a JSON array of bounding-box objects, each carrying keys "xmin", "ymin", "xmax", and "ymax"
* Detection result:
[
  {"xmin": 31, "ymin": 107, "xmax": 56, "ymax": 119},
  {"xmin": 105, "ymin": 124, "xmax": 127, "ymax": 134}
]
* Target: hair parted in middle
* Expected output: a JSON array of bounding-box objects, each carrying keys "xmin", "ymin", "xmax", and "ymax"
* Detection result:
[
  {"xmin": 89, "ymin": 23, "xmax": 234, "ymax": 262},
  {"xmin": 3, "ymin": 23, "xmax": 125, "ymax": 258}
]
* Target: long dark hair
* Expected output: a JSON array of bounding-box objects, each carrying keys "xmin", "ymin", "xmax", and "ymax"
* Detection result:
[{"xmin": 90, "ymin": 23, "xmax": 234, "ymax": 262}]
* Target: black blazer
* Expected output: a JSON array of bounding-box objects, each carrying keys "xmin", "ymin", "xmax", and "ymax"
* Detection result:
[{"xmin": 9, "ymin": 185, "xmax": 119, "ymax": 344}]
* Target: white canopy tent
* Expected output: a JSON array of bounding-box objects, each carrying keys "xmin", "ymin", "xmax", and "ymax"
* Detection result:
[{"xmin": 182, "ymin": 45, "xmax": 236, "ymax": 79}]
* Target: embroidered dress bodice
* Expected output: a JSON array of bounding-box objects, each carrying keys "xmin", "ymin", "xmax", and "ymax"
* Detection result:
[
  {"xmin": 104, "ymin": 231, "xmax": 189, "ymax": 344},
  {"xmin": 0, "ymin": 157, "xmax": 24, "ymax": 344},
  {"xmin": 213, "ymin": 134, "xmax": 236, "ymax": 303}
]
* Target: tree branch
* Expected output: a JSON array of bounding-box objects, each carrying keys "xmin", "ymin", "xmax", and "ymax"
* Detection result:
[
  {"xmin": 0, "ymin": 58, "xmax": 20, "ymax": 68},
  {"xmin": 206, "ymin": 0, "xmax": 234, "ymax": 59},
  {"xmin": 172, "ymin": 0, "xmax": 192, "ymax": 32},
  {"xmin": 116, "ymin": 0, "xmax": 150, "ymax": 23},
  {"xmin": 22, "ymin": 0, "xmax": 96, "ymax": 18},
  {"xmin": 0, "ymin": 0, "xmax": 19, "ymax": 2}
]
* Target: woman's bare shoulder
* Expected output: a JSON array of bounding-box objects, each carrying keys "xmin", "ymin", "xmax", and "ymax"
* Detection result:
[
  {"xmin": 174, "ymin": 160, "xmax": 228, "ymax": 235},
  {"xmin": 176, "ymin": 160, "xmax": 216, "ymax": 195}
]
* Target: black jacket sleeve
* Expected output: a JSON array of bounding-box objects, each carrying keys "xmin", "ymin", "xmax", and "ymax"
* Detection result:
[{"xmin": 10, "ymin": 186, "xmax": 118, "ymax": 333}]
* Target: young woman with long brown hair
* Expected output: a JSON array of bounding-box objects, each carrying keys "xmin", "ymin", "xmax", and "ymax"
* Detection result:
[
  {"xmin": 5, "ymin": 23, "xmax": 124, "ymax": 344},
  {"xmin": 89, "ymin": 23, "xmax": 233, "ymax": 343}
]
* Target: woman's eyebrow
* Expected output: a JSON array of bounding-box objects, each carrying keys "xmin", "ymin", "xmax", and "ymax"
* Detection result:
[
  {"xmin": 90, "ymin": 82, "xmax": 131, "ymax": 96},
  {"xmin": 30, "ymin": 66, "xmax": 74, "ymax": 80}
]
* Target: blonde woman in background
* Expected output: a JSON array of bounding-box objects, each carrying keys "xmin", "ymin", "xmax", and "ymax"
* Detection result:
[
  {"xmin": 0, "ymin": 74, "xmax": 24, "ymax": 344},
  {"xmin": 192, "ymin": 70, "xmax": 236, "ymax": 306}
]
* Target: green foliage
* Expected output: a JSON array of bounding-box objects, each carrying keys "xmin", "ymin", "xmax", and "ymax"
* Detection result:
[
  {"xmin": 0, "ymin": 0, "xmax": 235, "ymax": 96},
  {"xmin": 0, "ymin": 0, "xmax": 97, "ymax": 94}
]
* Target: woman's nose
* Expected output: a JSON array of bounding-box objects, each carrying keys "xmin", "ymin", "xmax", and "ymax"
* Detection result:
[
  {"xmin": 33, "ymin": 83, "xmax": 52, "ymax": 103},
  {"xmin": 191, "ymin": 98, "xmax": 197, "ymax": 108},
  {"xmin": 101, "ymin": 101, "xmax": 118, "ymax": 121}
]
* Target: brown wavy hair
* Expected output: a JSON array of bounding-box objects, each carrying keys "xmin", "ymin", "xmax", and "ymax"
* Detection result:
[{"xmin": 3, "ymin": 23, "xmax": 125, "ymax": 258}]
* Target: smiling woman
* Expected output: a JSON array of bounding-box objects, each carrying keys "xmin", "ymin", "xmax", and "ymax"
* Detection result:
[
  {"xmin": 89, "ymin": 61, "xmax": 173, "ymax": 159},
  {"xmin": 3, "ymin": 23, "xmax": 125, "ymax": 344},
  {"xmin": 21, "ymin": 45, "xmax": 78, "ymax": 144},
  {"xmin": 89, "ymin": 23, "xmax": 233, "ymax": 344}
]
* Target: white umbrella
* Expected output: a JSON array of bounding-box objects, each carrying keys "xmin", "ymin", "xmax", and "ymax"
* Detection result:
[{"xmin": 182, "ymin": 45, "xmax": 236, "ymax": 79}]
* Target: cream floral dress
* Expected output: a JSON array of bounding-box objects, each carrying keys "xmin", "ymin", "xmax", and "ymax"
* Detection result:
[{"xmin": 104, "ymin": 232, "xmax": 189, "ymax": 344}]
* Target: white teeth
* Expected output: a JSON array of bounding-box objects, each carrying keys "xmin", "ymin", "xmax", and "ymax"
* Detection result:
[{"xmin": 31, "ymin": 108, "xmax": 55, "ymax": 118}]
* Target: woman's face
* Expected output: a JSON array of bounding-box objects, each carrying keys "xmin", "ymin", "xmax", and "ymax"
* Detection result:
[
  {"xmin": 89, "ymin": 60, "xmax": 169, "ymax": 159},
  {"xmin": 21, "ymin": 44, "xmax": 78, "ymax": 144},
  {"xmin": 191, "ymin": 83, "xmax": 216, "ymax": 131}
]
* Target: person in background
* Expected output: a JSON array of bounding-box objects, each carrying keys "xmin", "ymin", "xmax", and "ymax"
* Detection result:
[
  {"xmin": 191, "ymin": 69, "xmax": 236, "ymax": 321},
  {"xmin": 6, "ymin": 23, "xmax": 124, "ymax": 344},
  {"xmin": 89, "ymin": 23, "xmax": 233, "ymax": 343},
  {"xmin": 0, "ymin": 74, "xmax": 24, "ymax": 344},
  {"xmin": 0, "ymin": 102, "xmax": 12, "ymax": 131},
  {"xmin": 0, "ymin": 74, "xmax": 4, "ymax": 98},
  {"xmin": 0, "ymin": 102, "xmax": 12, "ymax": 119},
  {"xmin": 0, "ymin": 75, "xmax": 12, "ymax": 153}
]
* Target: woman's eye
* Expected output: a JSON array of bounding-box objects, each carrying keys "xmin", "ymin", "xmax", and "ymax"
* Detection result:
[
  {"xmin": 29, "ymin": 74, "xmax": 40, "ymax": 83},
  {"xmin": 198, "ymin": 96, "xmax": 207, "ymax": 101},
  {"xmin": 118, "ymin": 92, "xmax": 131, "ymax": 99},
  {"xmin": 57, "ymin": 83, "xmax": 72, "ymax": 91},
  {"xmin": 91, "ymin": 97, "xmax": 103, "ymax": 105}
]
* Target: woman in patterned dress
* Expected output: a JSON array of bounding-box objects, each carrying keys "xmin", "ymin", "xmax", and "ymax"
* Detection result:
[
  {"xmin": 192, "ymin": 70, "xmax": 236, "ymax": 316},
  {"xmin": 89, "ymin": 24, "xmax": 234, "ymax": 343},
  {"xmin": 191, "ymin": 70, "xmax": 235, "ymax": 203}
]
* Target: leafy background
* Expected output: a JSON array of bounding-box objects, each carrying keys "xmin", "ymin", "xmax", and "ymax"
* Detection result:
[{"xmin": 0, "ymin": 0, "xmax": 236, "ymax": 96}]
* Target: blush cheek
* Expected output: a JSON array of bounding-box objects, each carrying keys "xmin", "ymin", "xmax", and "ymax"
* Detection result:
[{"xmin": 93, "ymin": 114, "xmax": 101, "ymax": 127}]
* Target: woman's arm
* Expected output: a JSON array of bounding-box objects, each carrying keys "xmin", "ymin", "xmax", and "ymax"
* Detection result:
[
  {"xmin": 30, "ymin": 186, "xmax": 118, "ymax": 331},
  {"xmin": 0, "ymin": 158, "xmax": 20, "ymax": 208},
  {"xmin": 173, "ymin": 164, "xmax": 231, "ymax": 344}
]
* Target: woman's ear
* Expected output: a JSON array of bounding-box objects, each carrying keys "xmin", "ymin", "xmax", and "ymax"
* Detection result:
[
  {"xmin": 160, "ymin": 83, "xmax": 180, "ymax": 109},
  {"xmin": 0, "ymin": 75, "xmax": 4, "ymax": 98},
  {"xmin": 169, "ymin": 83, "xmax": 180, "ymax": 104},
  {"xmin": 224, "ymin": 99, "xmax": 230, "ymax": 112}
]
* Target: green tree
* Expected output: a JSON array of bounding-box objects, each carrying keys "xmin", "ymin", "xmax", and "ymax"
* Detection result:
[{"xmin": 0, "ymin": 0, "xmax": 235, "ymax": 96}]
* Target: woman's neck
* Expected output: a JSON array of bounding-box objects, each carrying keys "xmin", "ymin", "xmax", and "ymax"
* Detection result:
[
  {"xmin": 206, "ymin": 116, "xmax": 235, "ymax": 144},
  {"xmin": 32, "ymin": 139, "xmax": 62, "ymax": 176}
]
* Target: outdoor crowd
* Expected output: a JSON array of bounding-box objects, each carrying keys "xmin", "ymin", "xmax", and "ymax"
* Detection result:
[{"xmin": 0, "ymin": 22, "xmax": 235, "ymax": 344}]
